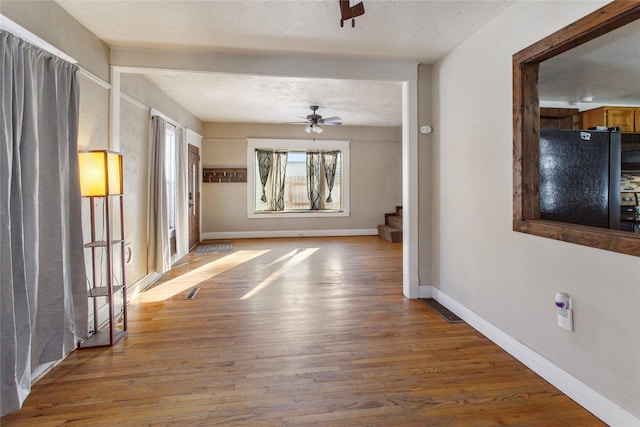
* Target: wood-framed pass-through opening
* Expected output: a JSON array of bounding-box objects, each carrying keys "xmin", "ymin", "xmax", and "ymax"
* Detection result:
[{"xmin": 512, "ymin": 1, "xmax": 640, "ymax": 256}]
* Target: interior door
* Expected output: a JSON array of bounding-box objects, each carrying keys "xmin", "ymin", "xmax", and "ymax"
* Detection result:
[{"xmin": 188, "ymin": 144, "xmax": 200, "ymax": 250}]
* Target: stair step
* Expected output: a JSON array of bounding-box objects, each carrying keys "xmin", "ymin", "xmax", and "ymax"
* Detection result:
[
  {"xmin": 377, "ymin": 224, "xmax": 402, "ymax": 243},
  {"xmin": 387, "ymin": 215, "xmax": 403, "ymax": 229}
]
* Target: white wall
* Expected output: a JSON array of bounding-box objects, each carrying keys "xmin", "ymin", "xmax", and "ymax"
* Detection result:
[
  {"xmin": 431, "ymin": 0, "xmax": 639, "ymax": 418},
  {"xmin": 418, "ymin": 64, "xmax": 434, "ymax": 286},
  {"xmin": 201, "ymin": 123, "xmax": 402, "ymax": 237}
]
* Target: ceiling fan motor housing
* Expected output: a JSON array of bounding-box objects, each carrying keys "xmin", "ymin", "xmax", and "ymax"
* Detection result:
[{"xmin": 307, "ymin": 105, "xmax": 321, "ymax": 123}]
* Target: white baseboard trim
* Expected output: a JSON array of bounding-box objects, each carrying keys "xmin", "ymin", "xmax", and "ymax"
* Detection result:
[
  {"xmin": 425, "ymin": 286, "xmax": 638, "ymax": 427},
  {"xmin": 127, "ymin": 272, "xmax": 163, "ymax": 303},
  {"xmin": 418, "ymin": 285, "xmax": 432, "ymax": 298},
  {"xmin": 201, "ymin": 229, "xmax": 378, "ymax": 240}
]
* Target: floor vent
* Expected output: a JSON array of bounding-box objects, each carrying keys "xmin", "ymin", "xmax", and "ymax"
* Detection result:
[
  {"xmin": 185, "ymin": 287, "xmax": 200, "ymax": 300},
  {"xmin": 421, "ymin": 298, "xmax": 464, "ymax": 323}
]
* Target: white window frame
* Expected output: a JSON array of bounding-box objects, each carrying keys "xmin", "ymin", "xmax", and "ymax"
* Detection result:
[
  {"xmin": 165, "ymin": 123, "xmax": 177, "ymax": 232},
  {"xmin": 247, "ymin": 138, "xmax": 350, "ymax": 218}
]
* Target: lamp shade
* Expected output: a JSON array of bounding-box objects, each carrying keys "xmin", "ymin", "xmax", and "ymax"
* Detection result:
[{"xmin": 78, "ymin": 150, "xmax": 123, "ymax": 196}]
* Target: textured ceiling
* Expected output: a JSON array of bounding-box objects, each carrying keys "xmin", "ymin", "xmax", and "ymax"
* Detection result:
[
  {"xmin": 55, "ymin": 0, "xmax": 512, "ymax": 63},
  {"xmin": 540, "ymin": 18, "xmax": 640, "ymax": 109},
  {"xmin": 144, "ymin": 73, "xmax": 403, "ymax": 126},
  {"xmin": 54, "ymin": 0, "xmax": 512, "ymax": 126},
  {"xmin": 49, "ymin": 1, "xmax": 640, "ymax": 124}
]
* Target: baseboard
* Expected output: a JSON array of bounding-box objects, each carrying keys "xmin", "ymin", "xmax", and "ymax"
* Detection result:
[
  {"xmin": 418, "ymin": 285, "xmax": 432, "ymax": 298},
  {"xmin": 425, "ymin": 286, "xmax": 638, "ymax": 427},
  {"xmin": 201, "ymin": 229, "xmax": 378, "ymax": 240},
  {"xmin": 127, "ymin": 272, "xmax": 163, "ymax": 303}
]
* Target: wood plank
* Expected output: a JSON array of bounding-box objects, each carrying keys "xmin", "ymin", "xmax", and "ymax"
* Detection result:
[{"xmin": 1, "ymin": 237, "xmax": 605, "ymax": 426}]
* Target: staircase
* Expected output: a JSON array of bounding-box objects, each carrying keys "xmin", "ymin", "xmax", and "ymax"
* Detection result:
[{"xmin": 377, "ymin": 206, "xmax": 402, "ymax": 243}]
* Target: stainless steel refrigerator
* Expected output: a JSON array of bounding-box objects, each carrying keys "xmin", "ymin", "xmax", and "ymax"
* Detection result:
[{"xmin": 539, "ymin": 129, "xmax": 621, "ymax": 229}]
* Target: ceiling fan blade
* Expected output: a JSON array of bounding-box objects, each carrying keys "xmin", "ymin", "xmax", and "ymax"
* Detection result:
[
  {"xmin": 321, "ymin": 116, "xmax": 341, "ymax": 122},
  {"xmin": 340, "ymin": 0, "xmax": 365, "ymax": 20},
  {"xmin": 323, "ymin": 121, "xmax": 342, "ymax": 126}
]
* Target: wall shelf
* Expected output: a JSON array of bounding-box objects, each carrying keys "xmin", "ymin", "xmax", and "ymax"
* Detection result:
[
  {"xmin": 203, "ymin": 167, "xmax": 247, "ymax": 183},
  {"xmin": 84, "ymin": 239, "xmax": 124, "ymax": 248},
  {"xmin": 80, "ymin": 329, "xmax": 127, "ymax": 348}
]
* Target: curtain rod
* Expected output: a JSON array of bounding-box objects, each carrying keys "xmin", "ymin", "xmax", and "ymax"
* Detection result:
[
  {"xmin": 1, "ymin": 14, "xmax": 77, "ymax": 64},
  {"xmin": 151, "ymin": 108, "xmax": 181, "ymax": 129}
]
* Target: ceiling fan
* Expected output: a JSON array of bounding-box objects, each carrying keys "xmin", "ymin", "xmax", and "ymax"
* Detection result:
[
  {"xmin": 298, "ymin": 105, "xmax": 342, "ymax": 134},
  {"xmin": 339, "ymin": 0, "xmax": 365, "ymax": 28}
]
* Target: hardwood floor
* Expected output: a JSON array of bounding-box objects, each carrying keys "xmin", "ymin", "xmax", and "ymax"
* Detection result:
[{"xmin": 2, "ymin": 237, "xmax": 604, "ymax": 426}]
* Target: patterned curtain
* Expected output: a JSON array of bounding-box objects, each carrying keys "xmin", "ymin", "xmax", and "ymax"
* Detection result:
[
  {"xmin": 322, "ymin": 151, "xmax": 339, "ymax": 203},
  {"xmin": 267, "ymin": 151, "xmax": 288, "ymax": 211},
  {"xmin": 256, "ymin": 150, "xmax": 272, "ymax": 202},
  {"xmin": 306, "ymin": 152, "xmax": 322, "ymax": 210}
]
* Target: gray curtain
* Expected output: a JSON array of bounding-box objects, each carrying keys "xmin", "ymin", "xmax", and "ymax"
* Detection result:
[
  {"xmin": 306, "ymin": 151, "xmax": 322, "ymax": 210},
  {"xmin": 268, "ymin": 151, "xmax": 288, "ymax": 211},
  {"xmin": 1, "ymin": 31, "xmax": 87, "ymax": 416},
  {"xmin": 322, "ymin": 151, "xmax": 339, "ymax": 203},
  {"xmin": 148, "ymin": 116, "xmax": 171, "ymax": 273}
]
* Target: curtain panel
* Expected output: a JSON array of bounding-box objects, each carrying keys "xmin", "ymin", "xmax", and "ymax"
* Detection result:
[
  {"xmin": 306, "ymin": 152, "xmax": 323, "ymax": 210},
  {"xmin": 322, "ymin": 151, "xmax": 339, "ymax": 203},
  {"xmin": 256, "ymin": 150, "xmax": 288, "ymax": 211},
  {"xmin": 148, "ymin": 116, "xmax": 171, "ymax": 274},
  {"xmin": 268, "ymin": 151, "xmax": 288, "ymax": 211},
  {"xmin": 256, "ymin": 149, "xmax": 272, "ymax": 203},
  {"xmin": 307, "ymin": 150, "xmax": 340, "ymax": 209},
  {"xmin": 1, "ymin": 31, "xmax": 87, "ymax": 416}
]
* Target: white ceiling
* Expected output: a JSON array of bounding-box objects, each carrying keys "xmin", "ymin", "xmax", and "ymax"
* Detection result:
[
  {"xmin": 540, "ymin": 18, "xmax": 640, "ymax": 110},
  {"xmin": 54, "ymin": 1, "xmax": 638, "ymax": 124},
  {"xmin": 55, "ymin": 0, "xmax": 513, "ymax": 126}
]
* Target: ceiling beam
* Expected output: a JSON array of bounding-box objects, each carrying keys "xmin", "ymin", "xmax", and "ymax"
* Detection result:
[{"xmin": 110, "ymin": 48, "xmax": 418, "ymax": 81}]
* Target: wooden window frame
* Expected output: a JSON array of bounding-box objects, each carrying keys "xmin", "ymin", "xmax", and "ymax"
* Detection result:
[{"xmin": 513, "ymin": 1, "xmax": 640, "ymax": 256}]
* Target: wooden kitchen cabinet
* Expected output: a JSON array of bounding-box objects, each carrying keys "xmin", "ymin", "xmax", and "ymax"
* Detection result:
[
  {"xmin": 581, "ymin": 106, "xmax": 639, "ymax": 132},
  {"xmin": 540, "ymin": 107, "xmax": 580, "ymax": 129}
]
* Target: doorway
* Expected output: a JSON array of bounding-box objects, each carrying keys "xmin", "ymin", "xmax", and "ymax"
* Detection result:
[{"xmin": 188, "ymin": 144, "xmax": 200, "ymax": 250}]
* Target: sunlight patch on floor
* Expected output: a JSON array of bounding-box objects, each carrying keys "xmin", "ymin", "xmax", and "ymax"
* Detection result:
[
  {"xmin": 268, "ymin": 248, "xmax": 303, "ymax": 266},
  {"xmin": 137, "ymin": 250, "xmax": 269, "ymax": 303},
  {"xmin": 241, "ymin": 247, "xmax": 319, "ymax": 300}
]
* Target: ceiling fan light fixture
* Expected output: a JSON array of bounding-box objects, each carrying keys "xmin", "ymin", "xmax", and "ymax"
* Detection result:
[{"xmin": 299, "ymin": 106, "xmax": 339, "ymax": 135}]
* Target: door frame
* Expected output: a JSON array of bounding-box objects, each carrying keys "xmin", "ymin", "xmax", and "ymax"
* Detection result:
[{"xmin": 186, "ymin": 131, "xmax": 203, "ymax": 250}]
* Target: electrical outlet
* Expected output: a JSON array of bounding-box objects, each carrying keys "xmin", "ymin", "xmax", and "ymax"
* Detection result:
[{"xmin": 555, "ymin": 292, "xmax": 573, "ymax": 331}]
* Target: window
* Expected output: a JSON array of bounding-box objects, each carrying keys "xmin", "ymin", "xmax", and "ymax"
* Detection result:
[
  {"xmin": 165, "ymin": 123, "xmax": 177, "ymax": 255},
  {"xmin": 165, "ymin": 123, "xmax": 177, "ymax": 229},
  {"xmin": 247, "ymin": 139, "xmax": 350, "ymax": 218}
]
